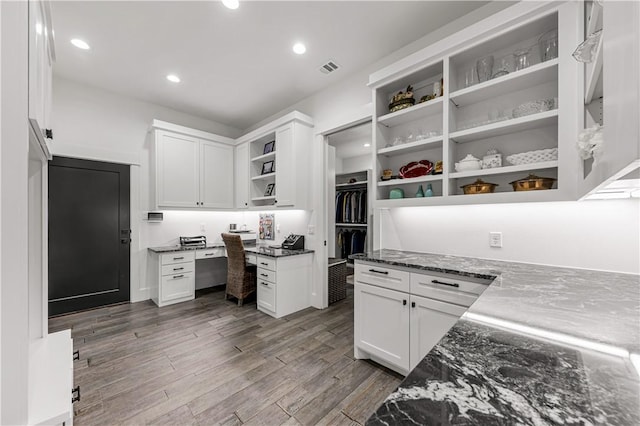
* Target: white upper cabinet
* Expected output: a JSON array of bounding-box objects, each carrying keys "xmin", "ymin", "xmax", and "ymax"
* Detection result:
[
  {"xmin": 234, "ymin": 143, "xmax": 250, "ymax": 209},
  {"xmin": 579, "ymin": 0, "xmax": 640, "ymax": 197},
  {"xmin": 156, "ymin": 131, "xmax": 200, "ymax": 208},
  {"xmin": 28, "ymin": 0, "xmax": 55, "ymax": 159},
  {"xmin": 368, "ymin": 2, "xmax": 582, "ymax": 207},
  {"xmin": 274, "ymin": 124, "xmax": 295, "ymax": 207},
  {"xmin": 239, "ymin": 111, "xmax": 314, "ymax": 209},
  {"xmin": 152, "ymin": 121, "xmax": 235, "ymax": 210},
  {"xmin": 200, "ymin": 140, "xmax": 234, "ymax": 208}
]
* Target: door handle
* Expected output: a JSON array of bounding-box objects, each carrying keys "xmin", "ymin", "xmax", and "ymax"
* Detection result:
[
  {"xmin": 411, "ymin": 301, "xmax": 416, "ymax": 308},
  {"xmin": 402, "ymin": 299, "xmax": 407, "ymax": 306},
  {"xmin": 432, "ymin": 279, "xmax": 460, "ymax": 288}
]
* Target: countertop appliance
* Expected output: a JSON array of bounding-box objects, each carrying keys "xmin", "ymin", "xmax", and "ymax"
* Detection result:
[{"xmin": 282, "ymin": 234, "xmax": 304, "ymax": 250}]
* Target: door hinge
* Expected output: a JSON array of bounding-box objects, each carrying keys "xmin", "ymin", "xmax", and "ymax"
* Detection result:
[{"xmin": 71, "ymin": 386, "xmax": 81, "ymax": 403}]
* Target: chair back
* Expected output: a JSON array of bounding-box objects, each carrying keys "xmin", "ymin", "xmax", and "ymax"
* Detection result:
[{"xmin": 221, "ymin": 233, "xmax": 246, "ymax": 273}]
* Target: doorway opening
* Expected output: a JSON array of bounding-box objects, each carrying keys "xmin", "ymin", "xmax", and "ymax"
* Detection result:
[{"xmin": 326, "ymin": 121, "xmax": 373, "ymax": 293}]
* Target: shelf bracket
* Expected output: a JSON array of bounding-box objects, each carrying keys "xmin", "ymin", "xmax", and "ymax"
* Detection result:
[{"xmin": 449, "ymin": 98, "xmax": 459, "ymax": 108}]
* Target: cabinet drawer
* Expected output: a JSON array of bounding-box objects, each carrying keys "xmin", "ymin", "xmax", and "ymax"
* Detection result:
[
  {"xmin": 161, "ymin": 251, "xmax": 195, "ymax": 266},
  {"xmin": 257, "ymin": 279, "xmax": 276, "ymax": 313},
  {"xmin": 160, "ymin": 272, "xmax": 194, "ymax": 302},
  {"xmin": 246, "ymin": 254, "xmax": 257, "ymax": 265},
  {"xmin": 196, "ymin": 248, "xmax": 224, "ymax": 259},
  {"xmin": 161, "ymin": 262, "xmax": 194, "ymax": 276},
  {"xmin": 256, "ymin": 256, "xmax": 276, "ymax": 272},
  {"xmin": 257, "ymin": 268, "xmax": 276, "ymax": 283},
  {"xmin": 410, "ymin": 272, "xmax": 491, "ymax": 307},
  {"xmin": 355, "ymin": 263, "xmax": 410, "ymax": 293}
]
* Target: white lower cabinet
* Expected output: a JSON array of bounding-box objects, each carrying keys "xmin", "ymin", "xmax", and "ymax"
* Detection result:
[
  {"xmin": 256, "ymin": 253, "xmax": 313, "ymax": 318},
  {"xmin": 354, "ymin": 261, "xmax": 491, "ymax": 375},
  {"xmin": 354, "ymin": 283, "xmax": 410, "ymax": 372},
  {"xmin": 150, "ymin": 251, "xmax": 196, "ymax": 307},
  {"xmin": 409, "ymin": 295, "xmax": 467, "ymax": 371}
]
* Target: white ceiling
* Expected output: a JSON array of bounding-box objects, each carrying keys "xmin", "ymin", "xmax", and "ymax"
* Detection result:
[
  {"xmin": 51, "ymin": 1, "xmax": 488, "ymax": 131},
  {"xmin": 328, "ymin": 122, "xmax": 371, "ymax": 159}
]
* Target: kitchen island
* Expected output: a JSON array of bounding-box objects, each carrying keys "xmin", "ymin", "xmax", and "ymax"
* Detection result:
[{"xmin": 352, "ymin": 250, "xmax": 639, "ymax": 425}]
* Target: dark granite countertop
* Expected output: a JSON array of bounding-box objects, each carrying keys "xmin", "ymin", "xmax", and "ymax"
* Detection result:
[
  {"xmin": 147, "ymin": 243, "xmax": 225, "ymax": 253},
  {"xmin": 244, "ymin": 246, "xmax": 314, "ymax": 258},
  {"xmin": 352, "ymin": 249, "xmax": 640, "ymax": 425},
  {"xmin": 148, "ymin": 243, "xmax": 314, "ymax": 258}
]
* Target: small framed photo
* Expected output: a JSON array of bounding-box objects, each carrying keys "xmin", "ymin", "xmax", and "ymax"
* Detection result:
[
  {"xmin": 263, "ymin": 140, "xmax": 275, "ymax": 155},
  {"xmin": 264, "ymin": 183, "xmax": 275, "ymax": 196},
  {"xmin": 261, "ymin": 160, "xmax": 274, "ymax": 175}
]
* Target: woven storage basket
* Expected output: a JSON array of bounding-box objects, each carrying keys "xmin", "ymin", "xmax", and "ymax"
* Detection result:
[
  {"xmin": 328, "ymin": 258, "xmax": 348, "ymax": 305},
  {"xmin": 506, "ymin": 148, "xmax": 558, "ymax": 165}
]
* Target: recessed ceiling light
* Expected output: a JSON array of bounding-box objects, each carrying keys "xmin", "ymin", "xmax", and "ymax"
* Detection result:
[
  {"xmin": 222, "ymin": 0, "xmax": 239, "ymax": 10},
  {"xmin": 70, "ymin": 38, "xmax": 90, "ymax": 50},
  {"xmin": 166, "ymin": 74, "xmax": 181, "ymax": 83},
  {"xmin": 292, "ymin": 43, "xmax": 306, "ymax": 55},
  {"xmin": 363, "ymin": 143, "xmax": 371, "ymax": 147}
]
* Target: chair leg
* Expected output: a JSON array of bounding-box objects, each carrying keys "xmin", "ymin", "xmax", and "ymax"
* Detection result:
[{"xmin": 238, "ymin": 298, "xmax": 243, "ymax": 307}]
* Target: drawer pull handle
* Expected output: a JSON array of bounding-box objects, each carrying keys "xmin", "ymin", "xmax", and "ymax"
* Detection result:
[
  {"xmin": 260, "ymin": 262, "xmax": 269, "ymax": 266},
  {"xmin": 173, "ymin": 274, "xmax": 185, "ymax": 279},
  {"xmin": 173, "ymin": 267, "xmax": 184, "ymax": 271},
  {"xmin": 260, "ymin": 273, "xmax": 268, "ymax": 277},
  {"xmin": 432, "ymin": 279, "xmax": 459, "ymax": 288},
  {"xmin": 369, "ymin": 269, "xmax": 389, "ymax": 275},
  {"xmin": 71, "ymin": 386, "xmax": 81, "ymax": 403},
  {"xmin": 173, "ymin": 256, "xmax": 184, "ymax": 260},
  {"xmin": 204, "ymin": 253, "xmax": 215, "ymax": 257},
  {"xmin": 261, "ymin": 282, "xmax": 269, "ymax": 286}
]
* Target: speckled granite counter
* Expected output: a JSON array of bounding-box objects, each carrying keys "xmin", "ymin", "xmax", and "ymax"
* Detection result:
[
  {"xmin": 147, "ymin": 243, "xmax": 224, "ymax": 253},
  {"xmin": 244, "ymin": 246, "xmax": 314, "ymax": 258},
  {"xmin": 147, "ymin": 243, "xmax": 313, "ymax": 258},
  {"xmin": 352, "ymin": 250, "xmax": 640, "ymax": 425}
]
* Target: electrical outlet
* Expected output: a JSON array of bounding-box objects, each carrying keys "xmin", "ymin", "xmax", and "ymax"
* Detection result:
[{"xmin": 489, "ymin": 232, "xmax": 502, "ymax": 248}]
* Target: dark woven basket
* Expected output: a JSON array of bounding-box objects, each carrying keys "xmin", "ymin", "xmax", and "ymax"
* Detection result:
[{"xmin": 328, "ymin": 258, "xmax": 348, "ymax": 305}]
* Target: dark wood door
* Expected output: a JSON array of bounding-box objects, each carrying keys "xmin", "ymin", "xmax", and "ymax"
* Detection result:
[{"xmin": 48, "ymin": 157, "xmax": 130, "ymax": 316}]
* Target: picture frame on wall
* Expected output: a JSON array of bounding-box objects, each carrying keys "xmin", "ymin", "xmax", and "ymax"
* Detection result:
[
  {"xmin": 264, "ymin": 183, "xmax": 275, "ymax": 197},
  {"xmin": 261, "ymin": 160, "xmax": 274, "ymax": 175},
  {"xmin": 263, "ymin": 140, "xmax": 275, "ymax": 155}
]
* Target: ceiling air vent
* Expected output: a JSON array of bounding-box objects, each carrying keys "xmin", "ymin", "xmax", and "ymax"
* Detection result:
[{"xmin": 319, "ymin": 60, "xmax": 340, "ymax": 75}]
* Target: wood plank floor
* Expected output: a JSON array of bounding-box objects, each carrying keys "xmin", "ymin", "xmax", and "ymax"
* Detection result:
[{"xmin": 49, "ymin": 286, "xmax": 402, "ymax": 426}]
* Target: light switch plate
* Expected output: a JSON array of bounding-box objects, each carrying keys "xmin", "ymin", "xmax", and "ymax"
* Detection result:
[{"xmin": 489, "ymin": 232, "xmax": 502, "ymax": 248}]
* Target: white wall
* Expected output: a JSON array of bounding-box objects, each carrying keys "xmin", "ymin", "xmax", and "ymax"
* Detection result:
[
  {"xmin": 379, "ymin": 199, "xmax": 640, "ymax": 274},
  {"xmin": 341, "ymin": 154, "xmax": 372, "ymax": 174}
]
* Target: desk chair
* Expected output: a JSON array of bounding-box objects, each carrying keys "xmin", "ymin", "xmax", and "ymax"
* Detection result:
[{"xmin": 221, "ymin": 233, "xmax": 256, "ymax": 306}]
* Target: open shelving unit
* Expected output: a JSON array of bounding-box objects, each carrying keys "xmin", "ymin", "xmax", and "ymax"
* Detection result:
[
  {"xmin": 369, "ymin": 5, "xmax": 580, "ymax": 206},
  {"xmin": 249, "ymin": 132, "xmax": 277, "ymax": 206}
]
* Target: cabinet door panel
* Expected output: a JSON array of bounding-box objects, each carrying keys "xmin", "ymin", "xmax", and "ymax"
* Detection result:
[
  {"xmin": 410, "ymin": 295, "xmax": 466, "ymax": 371},
  {"xmin": 235, "ymin": 143, "xmax": 250, "ymax": 208},
  {"xmin": 257, "ymin": 280, "xmax": 276, "ymax": 313},
  {"xmin": 28, "ymin": 0, "xmax": 45, "ymax": 131},
  {"xmin": 156, "ymin": 132, "xmax": 199, "ymax": 208},
  {"xmin": 161, "ymin": 272, "xmax": 194, "ymax": 303},
  {"xmin": 355, "ymin": 283, "xmax": 410, "ymax": 372},
  {"xmin": 274, "ymin": 124, "xmax": 295, "ymax": 207},
  {"xmin": 200, "ymin": 140, "xmax": 234, "ymax": 208}
]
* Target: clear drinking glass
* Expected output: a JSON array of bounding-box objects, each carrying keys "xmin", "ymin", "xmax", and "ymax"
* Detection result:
[
  {"xmin": 514, "ymin": 48, "xmax": 531, "ymax": 71},
  {"xmin": 476, "ymin": 55, "xmax": 494, "ymax": 82},
  {"xmin": 539, "ymin": 29, "xmax": 558, "ymax": 62},
  {"xmin": 464, "ymin": 64, "xmax": 479, "ymax": 87},
  {"xmin": 493, "ymin": 54, "xmax": 515, "ymax": 78}
]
